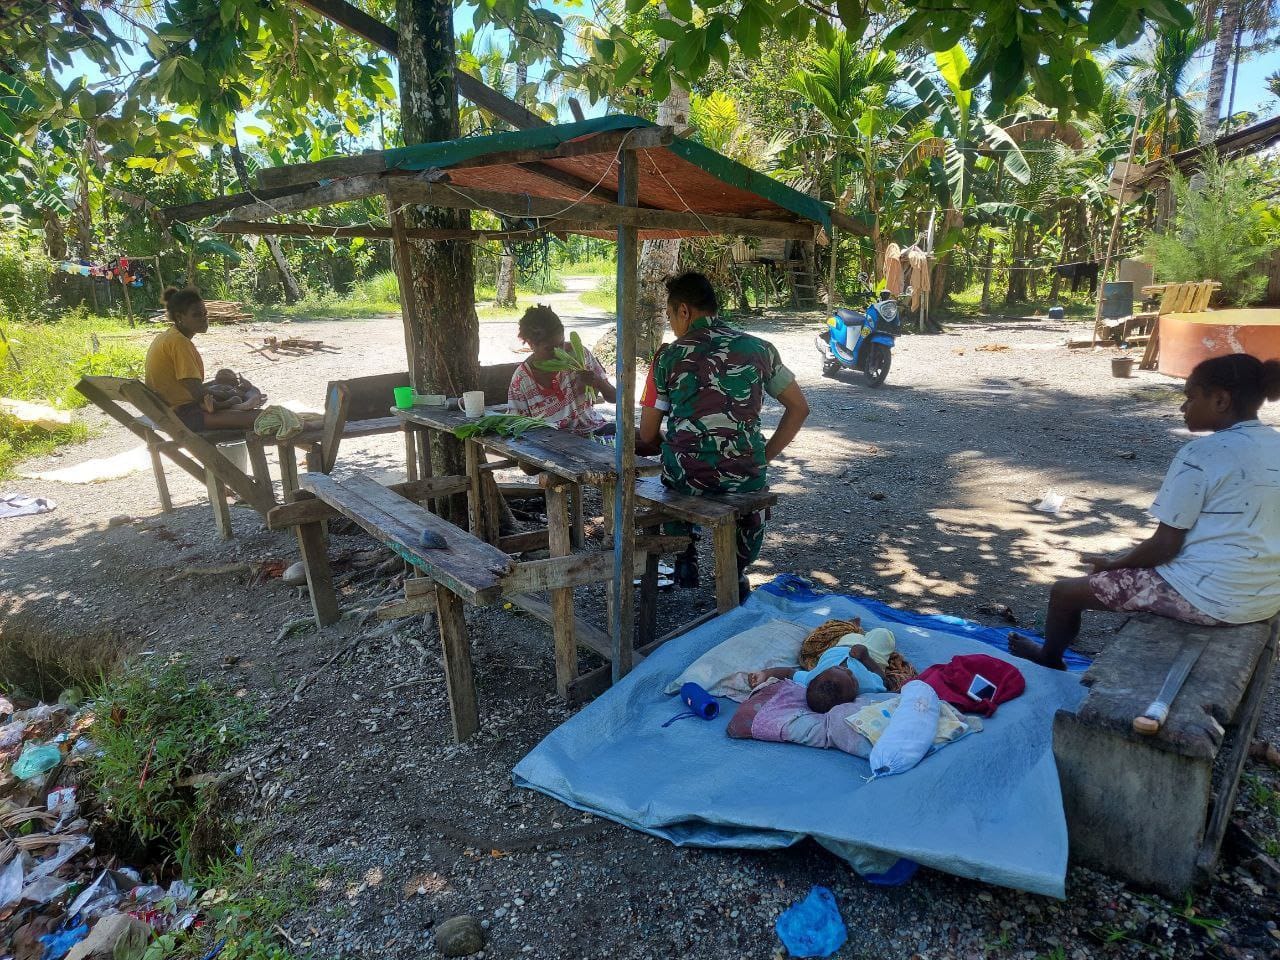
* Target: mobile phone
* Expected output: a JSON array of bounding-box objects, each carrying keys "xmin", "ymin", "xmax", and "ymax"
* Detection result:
[{"xmin": 967, "ymin": 674, "xmax": 997, "ymax": 702}]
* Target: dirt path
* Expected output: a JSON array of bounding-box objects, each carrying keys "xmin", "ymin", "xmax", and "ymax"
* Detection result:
[{"xmin": 2, "ymin": 309, "xmax": 1278, "ymax": 959}]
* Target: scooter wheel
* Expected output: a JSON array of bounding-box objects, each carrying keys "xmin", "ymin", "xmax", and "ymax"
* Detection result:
[
  {"xmin": 863, "ymin": 343, "xmax": 892, "ymax": 387},
  {"xmin": 821, "ymin": 359, "xmax": 840, "ymax": 378}
]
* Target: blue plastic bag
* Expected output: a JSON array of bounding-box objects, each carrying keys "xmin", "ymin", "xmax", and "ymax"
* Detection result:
[
  {"xmin": 775, "ymin": 885, "xmax": 848, "ymax": 958},
  {"xmin": 13, "ymin": 742, "xmax": 61, "ymax": 780},
  {"xmin": 39, "ymin": 923, "xmax": 88, "ymax": 960}
]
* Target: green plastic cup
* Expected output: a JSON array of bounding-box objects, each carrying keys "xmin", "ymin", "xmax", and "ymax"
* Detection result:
[{"xmin": 393, "ymin": 386, "xmax": 415, "ymax": 410}]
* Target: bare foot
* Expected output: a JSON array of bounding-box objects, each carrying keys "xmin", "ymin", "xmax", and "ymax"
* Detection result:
[{"xmin": 1007, "ymin": 632, "xmax": 1045, "ymax": 664}]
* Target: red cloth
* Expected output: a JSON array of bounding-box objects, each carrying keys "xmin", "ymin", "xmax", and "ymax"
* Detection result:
[{"xmin": 917, "ymin": 654, "xmax": 1025, "ymax": 717}]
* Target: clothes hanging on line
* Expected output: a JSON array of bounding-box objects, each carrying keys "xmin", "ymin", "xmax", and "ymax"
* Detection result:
[{"xmin": 882, "ymin": 242, "xmax": 904, "ymax": 298}]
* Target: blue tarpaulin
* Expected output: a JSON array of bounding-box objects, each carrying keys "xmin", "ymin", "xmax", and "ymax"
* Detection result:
[{"xmin": 514, "ymin": 576, "xmax": 1087, "ymax": 897}]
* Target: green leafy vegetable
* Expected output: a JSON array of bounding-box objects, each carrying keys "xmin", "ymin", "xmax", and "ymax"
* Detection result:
[{"xmin": 453, "ymin": 414, "xmax": 552, "ymax": 441}]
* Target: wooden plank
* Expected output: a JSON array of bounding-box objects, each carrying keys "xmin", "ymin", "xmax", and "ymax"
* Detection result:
[
  {"xmin": 385, "ymin": 179, "xmax": 818, "ymax": 241},
  {"xmin": 465, "ymin": 439, "xmax": 484, "ymax": 538},
  {"xmin": 1075, "ymin": 614, "xmax": 1273, "ymax": 759},
  {"xmin": 1197, "ymin": 617, "xmax": 1278, "ymax": 876},
  {"xmin": 205, "ymin": 469, "xmax": 232, "ymax": 539},
  {"xmin": 638, "ymin": 551, "xmax": 660, "ymax": 645},
  {"xmin": 377, "ymin": 591, "xmax": 438, "ymax": 621},
  {"xmin": 477, "ymin": 457, "xmax": 518, "ymax": 472},
  {"xmin": 267, "ymin": 475, "xmax": 469, "ymax": 529},
  {"xmin": 214, "ymin": 221, "xmax": 550, "ymax": 242},
  {"xmin": 635, "ymin": 476, "xmax": 777, "ymax": 525},
  {"xmin": 565, "ymin": 620, "xmax": 694, "ymax": 703},
  {"xmin": 298, "ymin": 473, "xmax": 513, "ymax": 605},
  {"xmin": 501, "ymin": 549, "xmax": 648, "ymax": 595},
  {"xmin": 147, "ymin": 441, "xmax": 172, "ymax": 513},
  {"xmin": 393, "ymin": 406, "xmax": 660, "ymax": 484},
  {"xmin": 163, "ymin": 182, "xmax": 329, "ymax": 223},
  {"xmin": 404, "ymin": 427, "xmax": 420, "ymax": 483},
  {"xmin": 1140, "ymin": 317, "xmax": 1161, "ymax": 370},
  {"xmin": 612, "ymin": 147, "xmax": 640, "ymax": 683},
  {"xmin": 712, "ymin": 520, "xmax": 740, "ymax": 614},
  {"xmin": 506, "ymin": 593, "xmax": 611, "ymax": 662},
  {"xmin": 545, "ymin": 482, "xmax": 578, "ymax": 699},
  {"xmin": 278, "ymin": 443, "xmax": 300, "ymax": 500},
  {"xmin": 219, "ymin": 175, "xmax": 386, "ymax": 223},
  {"xmin": 319, "ymin": 383, "xmax": 349, "ymax": 474},
  {"xmin": 497, "ymin": 529, "xmax": 549, "ymax": 554},
  {"xmin": 434, "ymin": 584, "xmax": 480, "ymax": 742},
  {"xmin": 452, "ymin": 67, "xmax": 549, "ymax": 132},
  {"xmin": 296, "ymin": 518, "xmax": 341, "ymax": 627}
]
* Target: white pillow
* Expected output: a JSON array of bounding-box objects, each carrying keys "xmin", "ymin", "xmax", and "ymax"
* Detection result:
[
  {"xmin": 869, "ymin": 680, "xmax": 940, "ymax": 778},
  {"xmin": 665, "ymin": 619, "xmax": 809, "ymax": 700}
]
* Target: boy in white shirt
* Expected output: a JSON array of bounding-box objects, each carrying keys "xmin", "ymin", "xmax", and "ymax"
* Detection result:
[{"xmin": 1011, "ymin": 353, "xmax": 1280, "ymax": 669}]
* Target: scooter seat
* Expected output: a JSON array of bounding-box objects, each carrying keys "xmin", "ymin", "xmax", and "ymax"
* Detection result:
[{"xmin": 834, "ymin": 308, "xmax": 864, "ymax": 324}]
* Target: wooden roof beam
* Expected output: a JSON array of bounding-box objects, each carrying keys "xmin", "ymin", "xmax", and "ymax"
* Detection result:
[
  {"xmin": 256, "ymin": 125, "xmax": 672, "ymax": 191},
  {"xmin": 291, "ymin": 0, "xmax": 547, "ymax": 132},
  {"xmin": 168, "ymin": 174, "xmax": 386, "ymax": 223},
  {"xmin": 387, "ymin": 178, "xmax": 818, "ymax": 240},
  {"xmin": 213, "ymin": 221, "xmax": 549, "ymax": 242}
]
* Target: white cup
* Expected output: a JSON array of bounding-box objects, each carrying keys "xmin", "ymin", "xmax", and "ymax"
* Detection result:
[{"xmin": 463, "ymin": 390, "xmax": 486, "ymax": 418}]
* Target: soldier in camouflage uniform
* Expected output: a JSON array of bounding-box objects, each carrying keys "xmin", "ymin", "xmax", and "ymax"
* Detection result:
[{"xmin": 639, "ymin": 272, "xmax": 810, "ymax": 597}]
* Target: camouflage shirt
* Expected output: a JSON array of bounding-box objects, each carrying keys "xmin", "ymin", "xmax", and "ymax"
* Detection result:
[{"xmin": 652, "ymin": 316, "xmax": 795, "ymax": 494}]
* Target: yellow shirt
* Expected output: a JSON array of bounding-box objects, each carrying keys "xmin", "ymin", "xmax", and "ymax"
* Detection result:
[{"xmin": 145, "ymin": 326, "xmax": 204, "ymax": 409}]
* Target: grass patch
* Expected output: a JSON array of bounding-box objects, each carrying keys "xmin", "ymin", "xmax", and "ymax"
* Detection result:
[
  {"xmin": 148, "ymin": 849, "xmax": 323, "ymax": 960},
  {"xmin": 84, "ymin": 658, "xmax": 258, "ymax": 871},
  {"xmin": 944, "ymin": 281, "xmax": 1096, "ymax": 320},
  {"xmin": 558, "ymin": 256, "xmax": 616, "ymax": 277},
  {"xmin": 0, "ymin": 309, "xmax": 145, "ymax": 478},
  {"xmin": 580, "ymin": 275, "xmax": 617, "ymax": 312}
]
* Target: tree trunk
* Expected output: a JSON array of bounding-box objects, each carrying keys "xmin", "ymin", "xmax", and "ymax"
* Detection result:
[
  {"xmin": 494, "ymin": 252, "xmax": 517, "ymax": 306},
  {"xmin": 1224, "ymin": 15, "xmax": 1245, "ymax": 134},
  {"xmin": 230, "ymin": 134, "xmax": 302, "ymax": 303},
  {"xmin": 42, "ymin": 208, "xmax": 67, "ymax": 261},
  {"xmin": 397, "ymin": 0, "xmax": 479, "ymax": 521},
  {"xmin": 1200, "ymin": 0, "xmax": 1241, "ymax": 143},
  {"xmin": 635, "ymin": 5, "xmax": 689, "ymax": 354},
  {"xmin": 1006, "ymin": 223, "xmax": 1029, "ymax": 303},
  {"xmin": 978, "ymin": 237, "xmax": 995, "ymax": 312}
]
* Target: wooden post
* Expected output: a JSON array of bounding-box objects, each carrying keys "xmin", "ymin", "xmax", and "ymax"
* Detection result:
[
  {"xmin": 435, "ymin": 583, "xmax": 479, "ymax": 741},
  {"xmin": 119, "ymin": 274, "xmax": 134, "ymax": 327},
  {"xmin": 712, "ymin": 520, "xmax": 740, "ymax": 613},
  {"xmin": 405, "ymin": 427, "xmax": 420, "ymax": 482},
  {"xmin": 545, "ymin": 480, "xmax": 578, "ymax": 698},
  {"xmin": 610, "ymin": 149, "xmax": 640, "ymax": 681},
  {"xmin": 148, "ymin": 440, "xmax": 172, "ymax": 512},
  {"xmin": 206, "ymin": 468, "xmax": 232, "ymax": 539},
  {"xmin": 278, "ymin": 444, "xmax": 300, "ymax": 500},
  {"xmin": 296, "ymin": 519, "xmax": 341, "ymax": 627},
  {"xmin": 1093, "ymin": 105, "xmax": 1145, "ymax": 346},
  {"xmin": 387, "ymin": 197, "xmax": 424, "ymax": 388}
]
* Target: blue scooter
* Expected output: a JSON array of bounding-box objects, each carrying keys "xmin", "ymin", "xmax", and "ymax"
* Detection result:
[{"xmin": 814, "ymin": 275, "xmax": 901, "ymax": 387}]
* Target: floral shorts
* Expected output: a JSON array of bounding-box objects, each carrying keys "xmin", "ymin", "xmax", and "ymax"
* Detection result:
[{"xmin": 1087, "ymin": 568, "xmax": 1222, "ymax": 626}]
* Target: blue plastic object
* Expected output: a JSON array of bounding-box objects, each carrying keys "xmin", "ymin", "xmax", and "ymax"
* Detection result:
[
  {"xmin": 13, "ymin": 742, "xmax": 61, "ymax": 780},
  {"xmin": 775, "ymin": 886, "xmax": 847, "ymax": 958},
  {"xmin": 40, "ymin": 924, "xmax": 89, "ymax": 960},
  {"xmin": 863, "ymin": 857, "xmax": 919, "ymax": 886},
  {"xmin": 679, "ymin": 682, "xmax": 718, "ymax": 720}
]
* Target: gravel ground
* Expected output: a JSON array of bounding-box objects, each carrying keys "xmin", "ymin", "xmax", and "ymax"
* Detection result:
[{"xmin": 2, "ymin": 297, "xmax": 1279, "ymax": 959}]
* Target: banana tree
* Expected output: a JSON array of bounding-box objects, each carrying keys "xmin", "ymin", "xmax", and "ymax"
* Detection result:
[{"xmin": 898, "ymin": 45, "xmax": 1035, "ymax": 311}]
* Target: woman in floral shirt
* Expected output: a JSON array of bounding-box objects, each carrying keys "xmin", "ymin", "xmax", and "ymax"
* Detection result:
[{"xmin": 507, "ymin": 305, "xmax": 617, "ymax": 437}]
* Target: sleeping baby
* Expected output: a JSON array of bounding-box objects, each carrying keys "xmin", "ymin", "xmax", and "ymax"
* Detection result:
[{"xmin": 747, "ymin": 643, "xmax": 887, "ymax": 713}]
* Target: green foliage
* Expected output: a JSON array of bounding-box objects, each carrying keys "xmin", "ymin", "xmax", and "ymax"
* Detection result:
[
  {"xmin": 0, "ymin": 310, "xmax": 145, "ymax": 407},
  {"xmin": 0, "ymin": 236, "xmax": 53, "ymax": 321},
  {"xmin": 349, "ymin": 269, "xmax": 401, "ymax": 306},
  {"xmin": 1145, "ymin": 154, "xmax": 1279, "ymax": 305},
  {"xmin": 83, "ymin": 659, "xmax": 258, "ymax": 868},
  {"xmin": 145, "ymin": 851, "xmax": 320, "ymax": 960},
  {"xmin": 582, "ymin": 275, "xmax": 618, "ymax": 312},
  {"xmin": 453, "ymin": 414, "xmax": 551, "ymax": 439}
]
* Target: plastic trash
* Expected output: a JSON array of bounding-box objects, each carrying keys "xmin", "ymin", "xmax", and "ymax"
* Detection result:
[
  {"xmin": 0, "ymin": 721, "xmax": 28, "ymax": 749},
  {"xmin": 0, "ymin": 855, "xmax": 25, "ymax": 910},
  {"xmin": 13, "ymin": 742, "xmax": 62, "ymax": 780},
  {"xmin": 1034, "ymin": 490, "xmax": 1067, "ymax": 515},
  {"xmin": 39, "ymin": 923, "xmax": 89, "ymax": 960},
  {"xmin": 680, "ymin": 682, "xmax": 719, "ymax": 720},
  {"xmin": 775, "ymin": 885, "xmax": 848, "ymax": 958}
]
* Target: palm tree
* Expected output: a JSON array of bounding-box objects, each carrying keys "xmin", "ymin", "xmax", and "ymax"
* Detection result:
[
  {"xmin": 786, "ymin": 36, "xmax": 904, "ymax": 303},
  {"xmin": 1198, "ymin": 0, "xmax": 1279, "ymax": 141},
  {"xmin": 1113, "ymin": 24, "xmax": 1213, "ymax": 158}
]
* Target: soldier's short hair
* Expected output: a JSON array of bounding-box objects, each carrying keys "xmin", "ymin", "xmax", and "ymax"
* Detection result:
[
  {"xmin": 518, "ymin": 304, "xmax": 563, "ymax": 344},
  {"xmin": 665, "ymin": 272, "xmax": 718, "ymax": 315}
]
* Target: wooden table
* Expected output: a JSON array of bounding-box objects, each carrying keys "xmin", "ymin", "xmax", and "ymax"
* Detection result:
[
  {"xmin": 394, "ymin": 406, "xmax": 660, "ymax": 547},
  {"xmin": 394, "ymin": 406, "xmax": 666, "ymax": 700}
]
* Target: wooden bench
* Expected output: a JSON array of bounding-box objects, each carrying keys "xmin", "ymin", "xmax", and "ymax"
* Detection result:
[
  {"xmin": 1053, "ymin": 613, "xmax": 1279, "ymax": 896},
  {"xmin": 76, "ymin": 375, "xmax": 276, "ymax": 538},
  {"xmin": 270, "ymin": 470, "xmax": 662, "ymax": 740},
  {"xmin": 633, "ymin": 476, "xmax": 779, "ymax": 639}
]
